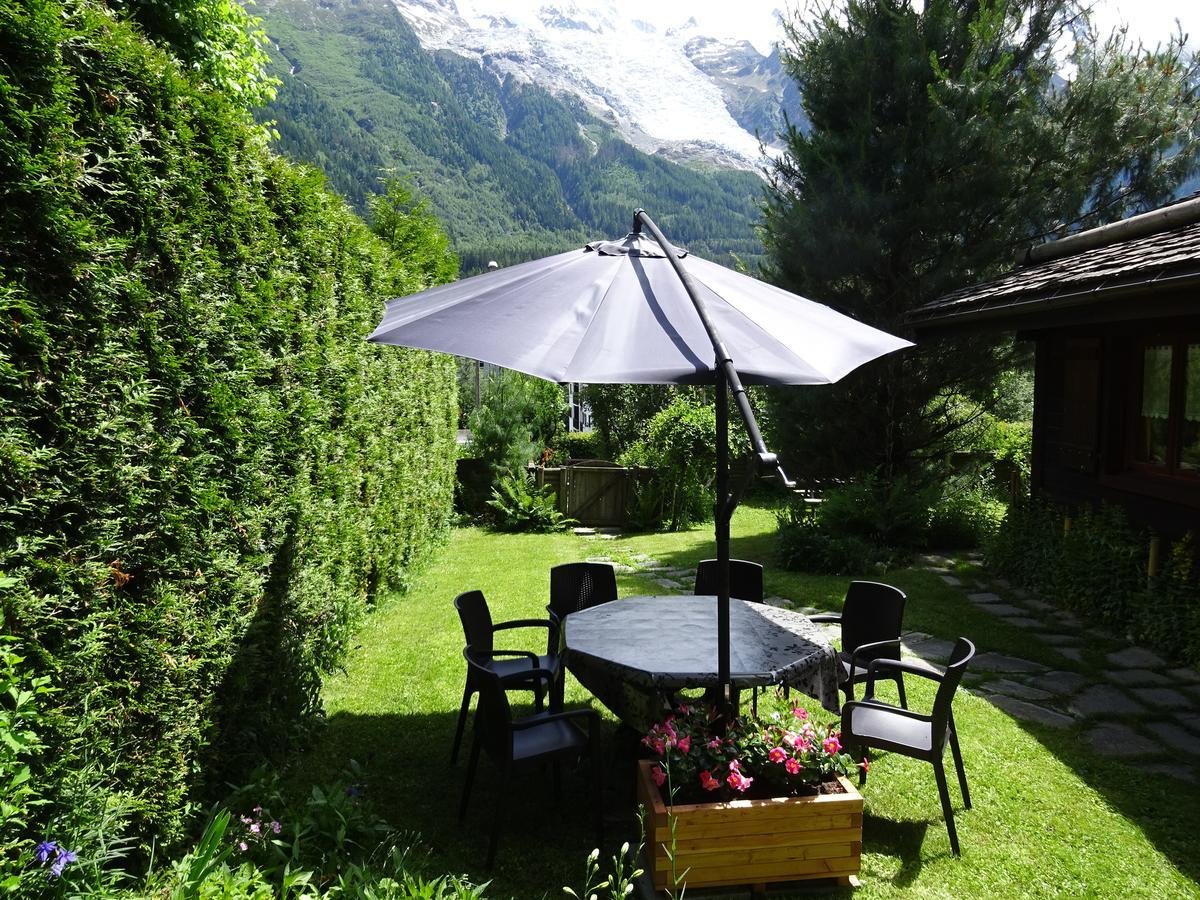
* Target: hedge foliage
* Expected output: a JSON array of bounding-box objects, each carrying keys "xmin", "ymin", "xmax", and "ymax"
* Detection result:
[
  {"xmin": 987, "ymin": 501, "xmax": 1200, "ymax": 666},
  {"xmin": 0, "ymin": 0, "xmax": 456, "ymax": 854}
]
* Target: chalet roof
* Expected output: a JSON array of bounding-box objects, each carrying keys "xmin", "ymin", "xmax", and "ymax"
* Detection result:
[{"xmin": 909, "ymin": 195, "xmax": 1200, "ymax": 331}]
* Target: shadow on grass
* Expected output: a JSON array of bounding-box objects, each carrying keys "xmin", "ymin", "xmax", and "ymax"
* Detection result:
[{"xmin": 285, "ymin": 706, "xmax": 647, "ymax": 897}]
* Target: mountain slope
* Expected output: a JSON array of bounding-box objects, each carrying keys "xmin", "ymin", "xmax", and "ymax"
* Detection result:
[{"xmin": 260, "ymin": 0, "xmax": 766, "ymax": 270}]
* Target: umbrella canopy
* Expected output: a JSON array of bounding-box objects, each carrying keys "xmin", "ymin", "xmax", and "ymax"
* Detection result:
[
  {"xmin": 369, "ymin": 231, "xmax": 910, "ymax": 385},
  {"xmin": 370, "ymin": 211, "xmax": 911, "ymax": 718}
]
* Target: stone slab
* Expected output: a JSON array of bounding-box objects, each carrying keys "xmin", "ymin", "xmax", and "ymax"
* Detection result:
[
  {"xmin": 1052, "ymin": 611, "xmax": 1082, "ymax": 628},
  {"xmin": 1145, "ymin": 722, "xmax": 1200, "ymax": 756},
  {"xmin": 1107, "ymin": 646, "xmax": 1167, "ymax": 669},
  {"xmin": 1070, "ymin": 685, "xmax": 1145, "ymax": 717},
  {"xmin": 1057, "ymin": 648, "xmax": 1085, "ymax": 664},
  {"xmin": 1175, "ymin": 712, "xmax": 1200, "ymax": 735},
  {"xmin": 903, "ymin": 637, "xmax": 957, "ymax": 661},
  {"xmin": 977, "ymin": 603, "xmax": 1027, "ymax": 617},
  {"xmin": 989, "ymin": 696, "xmax": 1075, "ymax": 728},
  {"xmin": 1142, "ymin": 763, "xmax": 1198, "ymax": 784},
  {"xmin": 972, "ymin": 652, "xmax": 1047, "ymax": 674},
  {"xmin": 1168, "ymin": 667, "xmax": 1200, "ymax": 684},
  {"xmin": 585, "ymin": 555, "xmax": 613, "ymax": 563},
  {"xmin": 1039, "ymin": 670, "xmax": 1089, "ymax": 695},
  {"xmin": 1085, "ymin": 723, "xmax": 1160, "ymax": 757},
  {"xmin": 940, "ymin": 574, "xmax": 962, "ymax": 586},
  {"xmin": 1131, "ymin": 687, "xmax": 1194, "ymax": 710},
  {"xmin": 651, "ymin": 578, "xmax": 684, "ymax": 590},
  {"xmin": 979, "ymin": 679, "xmax": 1055, "ymax": 701},
  {"xmin": 1022, "ymin": 598, "xmax": 1055, "ymax": 612},
  {"xmin": 1001, "ymin": 616, "xmax": 1044, "ymax": 629},
  {"xmin": 1104, "ymin": 668, "xmax": 1171, "ymax": 687},
  {"xmin": 572, "ymin": 527, "xmax": 596, "ymax": 535},
  {"xmin": 1035, "ymin": 633, "xmax": 1081, "ymax": 646},
  {"xmin": 966, "ymin": 592, "xmax": 1004, "ymax": 604},
  {"xmin": 764, "ymin": 597, "xmax": 791, "ymax": 608}
]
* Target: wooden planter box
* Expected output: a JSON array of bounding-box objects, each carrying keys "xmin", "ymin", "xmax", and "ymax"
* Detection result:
[{"xmin": 636, "ymin": 760, "xmax": 863, "ymax": 892}]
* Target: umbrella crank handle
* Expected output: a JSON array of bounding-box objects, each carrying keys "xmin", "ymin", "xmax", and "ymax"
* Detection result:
[{"xmin": 722, "ymin": 452, "xmax": 795, "ymax": 521}]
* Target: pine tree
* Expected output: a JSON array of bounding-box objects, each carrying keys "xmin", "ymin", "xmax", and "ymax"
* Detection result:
[{"xmin": 762, "ymin": 0, "xmax": 1199, "ymax": 481}]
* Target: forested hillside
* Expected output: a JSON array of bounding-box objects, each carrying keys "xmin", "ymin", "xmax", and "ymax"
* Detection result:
[{"xmin": 260, "ymin": 0, "xmax": 766, "ymax": 270}]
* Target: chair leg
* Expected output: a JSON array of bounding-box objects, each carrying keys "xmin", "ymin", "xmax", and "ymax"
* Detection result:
[
  {"xmin": 459, "ymin": 731, "xmax": 481, "ymax": 822},
  {"xmin": 591, "ymin": 742, "xmax": 603, "ymax": 851},
  {"xmin": 949, "ymin": 716, "xmax": 971, "ymax": 809},
  {"xmin": 486, "ymin": 770, "xmax": 507, "ymax": 868},
  {"xmin": 895, "ymin": 674, "xmax": 908, "ymax": 710},
  {"xmin": 933, "ymin": 758, "xmax": 960, "ymax": 857},
  {"xmin": 451, "ymin": 682, "xmax": 473, "ymax": 765}
]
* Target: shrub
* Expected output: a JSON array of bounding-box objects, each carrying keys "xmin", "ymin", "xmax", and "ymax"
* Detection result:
[
  {"xmin": 0, "ymin": 0, "xmax": 456, "ymax": 855},
  {"xmin": 926, "ymin": 477, "xmax": 1007, "ymax": 549},
  {"xmin": 548, "ymin": 430, "xmax": 608, "ymax": 464},
  {"xmin": 620, "ymin": 396, "xmax": 716, "ymax": 531},
  {"xmin": 486, "ymin": 474, "xmax": 575, "ymax": 533},
  {"xmin": 775, "ymin": 506, "xmax": 874, "ymax": 575},
  {"xmin": 818, "ymin": 472, "xmax": 936, "ymax": 550}
]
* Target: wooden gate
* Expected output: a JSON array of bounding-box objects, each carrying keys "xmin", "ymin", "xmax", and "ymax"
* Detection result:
[{"xmin": 534, "ymin": 462, "xmax": 650, "ymax": 527}]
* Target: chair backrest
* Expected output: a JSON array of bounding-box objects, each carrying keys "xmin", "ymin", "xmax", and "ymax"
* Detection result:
[
  {"xmin": 455, "ymin": 589, "xmax": 494, "ymax": 656},
  {"xmin": 694, "ymin": 559, "xmax": 764, "ymax": 603},
  {"xmin": 840, "ymin": 581, "xmax": 907, "ymax": 660},
  {"xmin": 549, "ymin": 562, "xmax": 618, "ymax": 620},
  {"xmin": 464, "ymin": 650, "xmax": 513, "ymax": 764},
  {"xmin": 931, "ymin": 637, "xmax": 976, "ymax": 748}
]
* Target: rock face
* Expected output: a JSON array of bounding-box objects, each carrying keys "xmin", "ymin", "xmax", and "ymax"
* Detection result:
[{"xmin": 388, "ymin": 0, "xmax": 798, "ymax": 169}]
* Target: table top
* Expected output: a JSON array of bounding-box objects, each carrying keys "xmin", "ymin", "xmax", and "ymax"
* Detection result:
[{"xmin": 562, "ymin": 595, "xmax": 838, "ymax": 704}]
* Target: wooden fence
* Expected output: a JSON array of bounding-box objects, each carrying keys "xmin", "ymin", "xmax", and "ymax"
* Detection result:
[{"xmin": 532, "ymin": 461, "xmax": 652, "ymax": 527}]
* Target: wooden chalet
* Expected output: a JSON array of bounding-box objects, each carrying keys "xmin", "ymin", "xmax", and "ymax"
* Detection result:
[{"xmin": 910, "ymin": 197, "xmax": 1200, "ymax": 537}]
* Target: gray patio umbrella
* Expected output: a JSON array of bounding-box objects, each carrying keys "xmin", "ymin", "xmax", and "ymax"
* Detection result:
[{"xmin": 370, "ymin": 209, "xmax": 911, "ymax": 716}]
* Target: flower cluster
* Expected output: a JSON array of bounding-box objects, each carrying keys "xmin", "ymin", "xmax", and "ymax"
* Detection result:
[
  {"xmin": 235, "ymin": 804, "xmax": 282, "ymax": 853},
  {"xmin": 642, "ymin": 698, "xmax": 863, "ymax": 803},
  {"xmin": 33, "ymin": 840, "xmax": 76, "ymax": 878}
]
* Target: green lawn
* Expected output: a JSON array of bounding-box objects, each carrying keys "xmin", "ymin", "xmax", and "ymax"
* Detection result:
[{"xmin": 289, "ymin": 505, "xmax": 1200, "ymax": 898}]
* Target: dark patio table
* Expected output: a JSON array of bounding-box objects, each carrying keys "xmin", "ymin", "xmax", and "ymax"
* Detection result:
[{"xmin": 562, "ymin": 595, "xmax": 840, "ymax": 729}]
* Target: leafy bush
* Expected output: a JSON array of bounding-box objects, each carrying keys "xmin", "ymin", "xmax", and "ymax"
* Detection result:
[
  {"xmin": 0, "ymin": 0, "xmax": 456, "ymax": 855},
  {"xmin": 620, "ymin": 396, "xmax": 716, "ymax": 531},
  {"xmin": 486, "ymin": 475, "xmax": 574, "ymax": 533},
  {"xmin": 547, "ymin": 430, "xmax": 608, "ymax": 464},
  {"xmin": 775, "ymin": 506, "xmax": 874, "ymax": 575},
  {"xmin": 818, "ymin": 473, "xmax": 936, "ymax": 550},
  {"xmin": 986, "ymin": 500, "xmax": 1200, "ymax": 666},
  {"xmin": 926, "ymin": 478, "xmax": 1006, "ymax": 549}
]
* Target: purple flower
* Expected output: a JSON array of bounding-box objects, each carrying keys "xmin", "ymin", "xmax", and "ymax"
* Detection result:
[
  {"xmin": 270, "ymin": 820, "xmax": 281, "ymax": 834},
  {"xmin": 50, "ymin": 849, "xmax": 76, "ymax": 877},
  {"xmin": 34, "ymin": 841, "xmax": 57, "ymax": 864}
]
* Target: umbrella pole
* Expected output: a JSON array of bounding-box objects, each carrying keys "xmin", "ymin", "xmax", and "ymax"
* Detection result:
[{"xmin": 715, "ymin": 367, "xmax": 731, "ymax": 722}]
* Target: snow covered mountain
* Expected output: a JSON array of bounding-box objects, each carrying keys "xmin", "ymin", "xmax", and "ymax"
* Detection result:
[{"xmin": 389, "ymin": 0, "xmax": 799, "ymax": 170}]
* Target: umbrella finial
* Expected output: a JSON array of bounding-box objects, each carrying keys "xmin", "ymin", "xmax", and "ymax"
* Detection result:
[{"xmin": 632, "ymin": 208, "xmax": 645, "ymax": 234}]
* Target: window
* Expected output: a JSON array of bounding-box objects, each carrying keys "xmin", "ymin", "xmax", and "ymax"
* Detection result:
[{"xmin": 1132, "ymin": 337, "xmax": 1200, "ymax": 476}]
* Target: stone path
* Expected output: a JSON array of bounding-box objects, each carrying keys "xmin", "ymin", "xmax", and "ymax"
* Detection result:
[{"xmin": 579, "ymin": 539, "xmax": 1200, "ymax": 784}]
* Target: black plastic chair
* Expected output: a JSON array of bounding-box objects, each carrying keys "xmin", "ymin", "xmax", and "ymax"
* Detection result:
[
  {"xmin": 811, "ymin": 581, "xmax": 908, "ymax": 704},
  {"xmin": 459, "ymin": 651, "xmax": 602, "ymax": 867},
  {"xmin": 694, "ymin": 559, "xmax": 764, "ymax": 603},
  {"xmin": 546, "ymin": 562, "xmax": 618, "ymax": 707},
  {"xmin": 841, "ymin": 637, "xmax": 976, "ymax": 856},
  {"xmin": 451, "ymin": 590, "xmax": 558, "ymax": 765}
]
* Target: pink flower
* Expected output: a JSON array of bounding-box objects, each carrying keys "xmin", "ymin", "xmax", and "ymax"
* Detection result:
[
  {"xmin": 271, "ymin": 820, "xmax": 281, "ymax": 834},
  {"xmin": 823, "ymin": 735, "xmax": 841, "ymax": 754},
  {"xmin": 238, "ymin": 841, "xmax": 248, "ymax": 852},
  {"xmin": 729, "ymin": 759, "xmax": 742, "ymax": 773},
  {"xmin": 727, "ymin": 771, "xmax": 754, "ymax": 792},
  {"xmin": 768, "ymin": 746, "xmax": 787, "ymax": 764},
  {"xmin": 699, "ymin": 770, "xmax": 720, "ymax": 791},
  {"xmin": 860, "ymin": 758, "xmax": 870, "ymax": 774},
  {"xmin": 785, "ymin": 757, "xmax": 802, "ymax": 775},
  {"xmin": 678, "ymin": 704, "xmax": 691, "ymax": 714},
  {"xmin": 708, "ymin": 738, "xmax": 722, "ymax": 750},
  {"xmin": 651, "ymin": 766, "xmax": 666, "ymax": 787},
  {"xmin": 651, "ymin": 738, "xmax": 666, "ymax": 756},
  {"xmin": 782, "ymin": 731, "xmax": 800, "ymax": 748},
  {"xmin": 677, "ymin": 735, "xmax": 691, "ymax": 754},
  {"xmin": 791, "ymin": 707, "xmax": 808, "ymax": 720}
]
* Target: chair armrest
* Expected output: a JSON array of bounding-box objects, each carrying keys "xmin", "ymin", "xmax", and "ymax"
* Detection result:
[
  {"xmin": 808, "ymin": 612, "xmax": 841, "ymax": 624},
  {"xmin": 493, "ymin": 618, "xmax": 555, "ymax": 633},
  {"xmin": 865, "ymin": 657, "xmax": 944, "ymax": 697},
  {"xmin": 483, "ymin": 650, "xmax": 541, "ymax": 664},
  {"xmin": 849, "ymin": 639, "xmax": 902, "ymax": 675},
  {"xmin": 497, "ymin": 666, "xmax": 556, "ymax": 687}
]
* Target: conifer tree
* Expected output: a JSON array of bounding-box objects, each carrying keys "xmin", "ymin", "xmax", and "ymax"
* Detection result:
[{"xmin": 762, "ymin": 0, "xmax": 1199, "ymax": 481}]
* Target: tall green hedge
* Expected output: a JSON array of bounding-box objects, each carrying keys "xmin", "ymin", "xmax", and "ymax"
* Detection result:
[{"xmin": 0, "ymin": 0, "xmax": 456, "ymax": 852}]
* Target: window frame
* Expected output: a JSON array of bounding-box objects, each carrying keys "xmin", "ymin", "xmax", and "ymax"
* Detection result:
[{"xmin": 1128, "ymin": 333, "xmax": 1200, "ymax": 480}]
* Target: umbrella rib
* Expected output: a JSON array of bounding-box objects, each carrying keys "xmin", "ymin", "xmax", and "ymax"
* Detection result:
[{"xmin": 558, "ymin": 258, "xmax": 630, "ymax": 382}]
